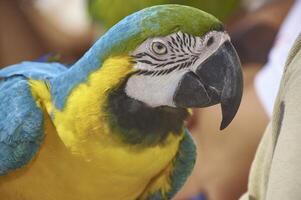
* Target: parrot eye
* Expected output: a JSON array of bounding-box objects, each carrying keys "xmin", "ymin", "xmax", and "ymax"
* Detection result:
[{"xmin": 151, "ymin": 41, "xmax": 168, "ymax": 55}]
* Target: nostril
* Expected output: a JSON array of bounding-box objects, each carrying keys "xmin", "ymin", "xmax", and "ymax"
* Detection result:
[{"xmin": 206, "ymin": 36, "xmax": 214, "ymax": 47}]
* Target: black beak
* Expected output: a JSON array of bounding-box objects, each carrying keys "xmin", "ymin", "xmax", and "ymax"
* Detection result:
[{"xmin": 173, "ymin": 41, "xmax": 243, "ymax": 130}]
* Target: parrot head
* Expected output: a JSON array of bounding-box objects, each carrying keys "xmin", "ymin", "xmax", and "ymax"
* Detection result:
[
  {"xmin": 79, "ymin": 5, "xmax": 243, "ymax": 131},
  {"xmin": 126, "ymin": 28, "xmax": 242, "ymax": 130}
]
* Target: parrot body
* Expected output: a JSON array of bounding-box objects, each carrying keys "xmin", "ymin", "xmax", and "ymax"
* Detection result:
[
  {"xmin": 0, "ymin": 59, "xmax": 195, "ymax": 200},
  {"xmin": 0, "ymin": 5, "xmax": 243, "ymax": 200}
]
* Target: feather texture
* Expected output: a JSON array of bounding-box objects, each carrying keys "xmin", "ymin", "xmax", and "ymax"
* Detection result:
[{"xmin": 0, "ymin": 62, "xmax": 67, "ymax": 175}]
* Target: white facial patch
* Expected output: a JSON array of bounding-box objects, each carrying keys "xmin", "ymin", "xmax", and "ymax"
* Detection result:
[
  {"xmin": 126, "ymin": 70, "xmax": 188, "ymax": 107},
  {"xmin": 125, "ymin": 30, "xmax": 230, "ymax": 107}
]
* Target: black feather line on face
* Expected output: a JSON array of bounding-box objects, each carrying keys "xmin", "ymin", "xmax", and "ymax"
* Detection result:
[
  {"xmin": 192, "ymin": 56, "xmax": 198, "ymax": 65},
  {"xmin": 192, "ymin": 35, "xmax": 196, "ymax": 48},
  {"xmin": 182, "ymin": 33, "xmax": 187, "ymax": 46},
  {"xmin": 132, "ymin": 31, "xmax": 205, "ymax": 76},
  {"xmin": 178, "ymin": 63, "xmax": 186, "ymax": 71},
  {"xmin": 174, "ymin": 57, "xmax": 190, "ymax": 63},
  {"xmin": 180, "ymin": 47, "xmax": 186, "ymax": 54},
  {"xmin": 134, "ymin": 52, "xmax": 167, "ymax": 62},
  {"xmin": 167, "ymin": 41, "xmax": 174, "ymax": 49},
  {"xmin": 171, "ymin": 36, "xmax": 179, "ymax": 48},
  {"xmin": 136, "ymin": 59, "xmax": 157, "ymax": 66},
  {"xmin": 166, "ymin": 64, "xmax": 180, "ymax": 73},
  {"xmin": 188, "ymin": 34, "xmax": 192, "ymax": 47},
  {"xmin": 176, "ymin": 33, "xmax": 182, "ymax": 44},
  {"xmin": 187, "ymin": 45, "xmax": 194, "ymax": 54},
  {"xmin": 157, "ymin": 70, "xmax": 165, "ymax": 76},
  {"xmin": 156, "ymin": 60, "xmax": 178, "ymax": 68},
  {"xmin": 136, "ymin": 59, "xmax": 191, "ymax": 76}
]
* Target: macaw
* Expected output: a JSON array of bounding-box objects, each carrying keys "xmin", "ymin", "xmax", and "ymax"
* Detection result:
[{"xmin": 0, "ymin": 5, "xmax": 243, "ymax": 200}]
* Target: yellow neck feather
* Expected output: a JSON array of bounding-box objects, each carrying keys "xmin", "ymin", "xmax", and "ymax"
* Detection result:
[{"xmin": 51, "ymin": 56, "xmax": 135, "ymax": 153}]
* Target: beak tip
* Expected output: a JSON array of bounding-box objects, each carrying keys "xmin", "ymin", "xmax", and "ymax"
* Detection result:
[
  {"xmin": 219, "ymin": 90, "xmax": 242, "ymax": 131},
  {"xmin": 219, "ymin": 120, "xmax": 229, "ymax": 131}
]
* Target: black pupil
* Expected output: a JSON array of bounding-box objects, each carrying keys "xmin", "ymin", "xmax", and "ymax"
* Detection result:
[
  {"xmin": 157, "ymin": 44, "xmax": 163, "ymax": 49},
  {"xmin": 207, "ymin": 37, "xmax": 214, "ymax": 46}
]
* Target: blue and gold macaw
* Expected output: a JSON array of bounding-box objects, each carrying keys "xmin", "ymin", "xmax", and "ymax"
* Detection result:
[{"xmin": 0, "ymin": 5, "xmax": 243, "ymax": 200}]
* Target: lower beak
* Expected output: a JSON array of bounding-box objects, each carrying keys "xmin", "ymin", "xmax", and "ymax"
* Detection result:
[{"xmin": 173, "ymin": 41, "xmax": 243, "ymax": 130}]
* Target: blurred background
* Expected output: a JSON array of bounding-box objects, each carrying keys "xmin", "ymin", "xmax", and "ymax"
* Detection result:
[
  {"xmin": 0, "ymin": 0, "xmax": 299, "ymax": 199},
  {"xmin": 0, "ymin": 0, "xmax": 284, "ymax": 67}
]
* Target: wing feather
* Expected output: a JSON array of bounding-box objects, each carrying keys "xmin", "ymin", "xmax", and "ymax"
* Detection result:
[{"xmin": 0, "ymin": 61, "xmax": 66, "ymax": 175}]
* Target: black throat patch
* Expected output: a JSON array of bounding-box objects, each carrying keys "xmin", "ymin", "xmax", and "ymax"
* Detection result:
[{"xmin": 104, "ymin": 82, "xmax": 189, "ymax": 146}]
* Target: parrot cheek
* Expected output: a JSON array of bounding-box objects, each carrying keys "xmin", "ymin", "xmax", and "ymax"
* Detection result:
[{"xmin": 125, "ymin": 71, "xmax": 186, "ymax": 108}]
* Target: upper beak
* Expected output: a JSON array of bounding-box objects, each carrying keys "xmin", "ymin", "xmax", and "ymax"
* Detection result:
[{"xmin": 173, "ymin": 41, "xmax": 243, "ymax": 130}]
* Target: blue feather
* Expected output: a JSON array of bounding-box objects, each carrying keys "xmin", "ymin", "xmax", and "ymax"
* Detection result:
[
  {"xmin": 0, "ymin": 61, "xmax": 67, "ymax": 175},
  {"xmin": 0, "ymin": 61, "xmax": 67, "ymax": 80},
  {"xmin": 0, "ymin": 76, "xmax": 44, "ymax": 175}
]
